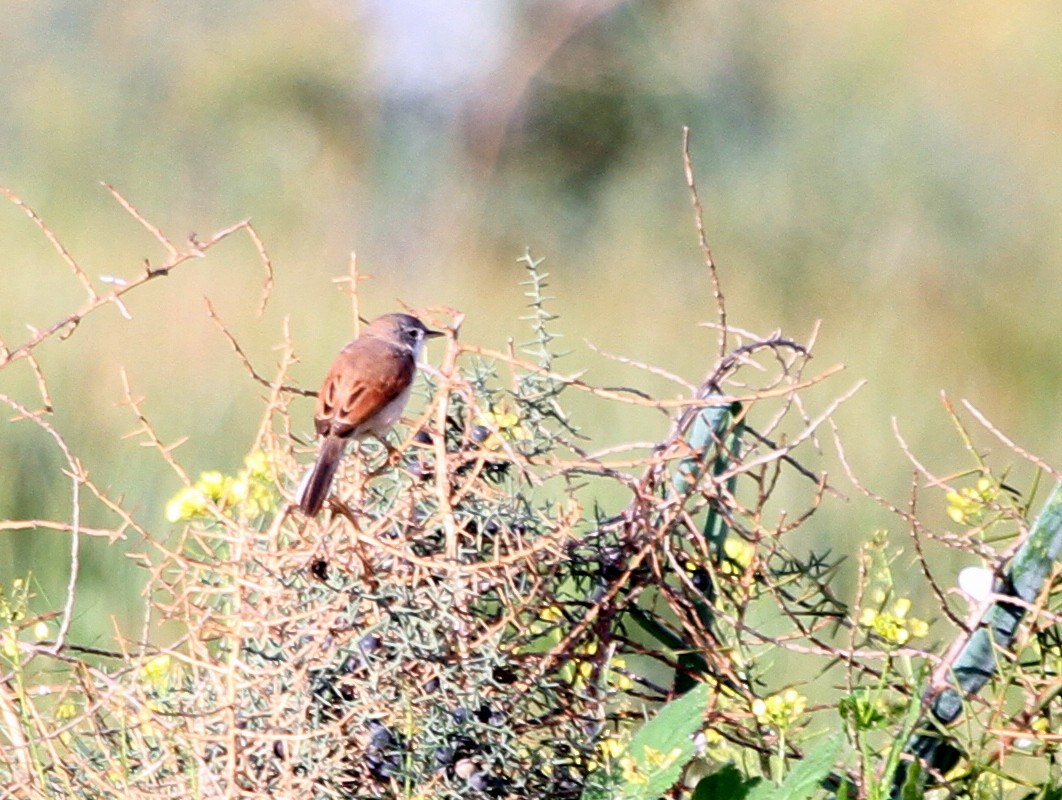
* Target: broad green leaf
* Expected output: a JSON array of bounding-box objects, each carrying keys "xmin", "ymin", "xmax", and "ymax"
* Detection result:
[
  {"xmin": 747, "ymin": 734, "xmax": 844, "ymax": 800},
  {"xmin": 692, "ymin": 764, "xmax": 760, "ymax": 800}
]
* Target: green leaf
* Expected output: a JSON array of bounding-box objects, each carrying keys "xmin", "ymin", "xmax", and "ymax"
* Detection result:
[
  {"xmin": 747, "ymin": 734, "xmax": 844, "ymax": 800},
  {"xmin": 617, "ymin": 683, "xmax": 711, "ymax": 800},
  {"xmin": 693, "ymin": 764, "xmax": 761, "ymax": 800},
  {"xmin": 898, "ymin": 758, "xmax": 923, "ymax": 800},
  {"xmin": 1039, "ymin": 785, "xmax": 1062, "ymax": 800}
]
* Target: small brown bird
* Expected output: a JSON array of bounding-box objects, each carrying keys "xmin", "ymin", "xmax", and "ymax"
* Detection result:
[{"xmin": 297, "ymin": 313, "xmax": 442, "ymax": 516}]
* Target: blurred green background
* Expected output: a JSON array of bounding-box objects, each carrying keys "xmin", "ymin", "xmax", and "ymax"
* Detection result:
[{"xmin": 1, "ymin": 1, "xmax": 1059, "ymax": 647}]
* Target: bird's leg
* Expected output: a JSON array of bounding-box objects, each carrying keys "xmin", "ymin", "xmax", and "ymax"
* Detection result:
[
  {"xmin": 331, "ymin": 499, "xmax": 380, "ymax": 590},
  {"xmin": 362, "ymin": 434, "xmax": 405, "ymax": 478}
]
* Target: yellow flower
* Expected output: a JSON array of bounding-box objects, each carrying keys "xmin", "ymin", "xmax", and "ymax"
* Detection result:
[
  {"xmin": 243, "ymin": 450, "xmax": 272, "ymax": 479},
  {"xmin": 166, "ymin": 450, "xmax": 277, "ymax": 522},
  {"xmin": 140, "ymin": 653, "xmax": 170, "ymax": 680},
  {"xmin": 165, "ymin": 486, "xmax": 209, "ymax": 522},
  {"xmin": 607, "ymin": 657, "xmax": 633, "ymax": 691},
  {"xmin": 724, "ymin": 537, "xmax": 755, "ymax": 568},
  {"xmin": 908, "ymin": 618, "xmax": 929, "ymax": 638},
  {"xmin": 477, "ymin": 403, "xmax": 531, "ymax": 449},
  {"xmin": 599, "ymin": 736, "xmax": 625, "ymax": 759},
  {"xmin": 33, "ymin": 621, "xmax": 49, "ymax": 641},
  {"xmin": 197, "ymin": 471, "xmax": 227, "ymax": 500},
  {"xmin": 619, "ymin": 754, "xmax": 648, "ymax": 785},
  {"xmin": 1, "ymin": 630, "xmax": 17, "ymax": 659},
  {"xmin": 752, "ymin": 689, "xmax": 807, "ymax": 731},
  {"xmin": 643, "ymin": 746, "xmax": 682, "ymax": 770},
  {"xmin": 57, "ymin": 701, "xmax": 77, "ymax": 721},
  {"xmin": 858, "ymin": 597, "xmax": 929, "ymax": 645},
  {"xmin": 227, "ymin": 478, "xmax": 249, "ymax": 503},
  {"xmin": 540, "ymin": 605, "xmax": 562, "ymax": 623},
  {"xmin": 946, "ymin": 477, "xmax": 999, "ymax": 525},
  {"xmin": 55, "ymin": 700, "xmax": 77, "ymax": 745},
  {"xmin": 140, "ymin": 653, "xmax": 176, "ymax": 693}
]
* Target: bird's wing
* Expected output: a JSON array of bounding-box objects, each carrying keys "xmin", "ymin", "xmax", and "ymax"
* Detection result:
[{"xmin": 314, "ymin": 339, "xmax": 415, "ymax": 438}]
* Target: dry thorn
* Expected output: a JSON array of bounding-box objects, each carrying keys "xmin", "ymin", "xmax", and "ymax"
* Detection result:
[
  {"xmin": 241, "ymin": 220, "xmax": 275, "ymax": 316},
  {"xmin": 332, "ymin": 250, "xmax": 373, "ymax": 332},
  {"xmin": 1, "ymin": 204, "xmax": 265, "ymax": 369},
  {"xmin": 204, "ymin": 297, "xmax": 314, "ymax": 397},
  {"xmin": 682, "ymin": 127, "xmax": 727, "ymax": 357},
  {"xmin": 584, "ymin": 338, "xmax": 696, "ymax": 393},
  {"xmin": 117, "ymin": 368, "xmax": 193, "ymax": 483},
  {"xmin": 1, "ymin": 185, "xmax": 97, "ymax": 301},
  {"xmin": 101, "ymin": 181, "xmax": 180, "ymax": 261},
  {"xmin": 0, "ymin": 390, "xmax": 85, "ymax": 654},
  {"xmin": 0, "ymin": 519, "xmax": 124, "ymax": 542},
  {"xmin": 961, "ymin": 398, "xmax": 1062, "ymax": 479},
  {"xmin": 24, "ymin": 348, "xmax": 54, "ymax": 412},
  {"xmin": 461, "ymin": 341, "xmax": 844, "ymax": 410}
]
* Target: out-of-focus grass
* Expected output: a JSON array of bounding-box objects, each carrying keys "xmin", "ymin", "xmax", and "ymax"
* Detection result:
[{"xmin": 0, "ymin": 0, "xmax": 1058, "ymax": 647}]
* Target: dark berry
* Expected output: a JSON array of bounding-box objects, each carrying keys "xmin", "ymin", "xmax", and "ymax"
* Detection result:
[
  {"xmin": 491, "ymin": 665, "xmax": 518, "ymax": 684},
  {"xmin": 367, "ymin": 721, "xmax": 394, "ymax": 751}
]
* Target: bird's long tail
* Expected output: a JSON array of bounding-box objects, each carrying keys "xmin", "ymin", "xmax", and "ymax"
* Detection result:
[{"xmin": 298, "ymin": 436, "xmax": 346, "ymax": 516}]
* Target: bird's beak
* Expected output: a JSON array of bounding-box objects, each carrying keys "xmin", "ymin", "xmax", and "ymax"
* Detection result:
[{"xmin": 425, "ymin": 327, "xmax": 444, "ymax": 339}]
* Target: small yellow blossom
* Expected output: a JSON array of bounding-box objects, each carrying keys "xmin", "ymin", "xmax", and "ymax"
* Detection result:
[
  {"xmin": 56, "ymin": 700, "xmax": 78, "ymax": 745},
  {"xmin": 540, "ymin": 605, "xmax": 562, "ymax": 623},
  {"xmin": 724, "ymin": 537, "xmax": 755, "ymax": 568},
  {"xmin": 477, "ymin": 403, "xmax": 531, "ymax": 450},
  {"xmin": 140, "ymin": 653, "xmax": 170, "ymax": 679},
  {"xmin": 946, "ymin": 477, "xmax": 999, "ymax": 525},
  {"xmin": 165, "ymin": 450, "xmax": 277, "ymax": 523},
  {"xmin": 752, "ymin": 689, "xmax": 807, "ymax": 731},
  {"xmin": 57, "ymin": 701, "xmax": 77, "ymax": 721},
  {"xmin": 243, "ymin": 450, "xmax": 272, "ymax": 479},
  {"xmin": 1015, "ymin": 716, "xmax": 1051, "ymax": 751},
  {"xmin": 197, "ymin": 471, "xmax": 227, "ymax": 499},
  {"xmin": 859, "ymin": 597, "xmax": 929, "ymax": 645},
  {"xmin": 588, "ymin": 735, "xmax": 626, "ymax": 773},
  {"xmin": 619, "ymin": 754, "xmax": 648, "ymax": 786},
  {"xmin": 140, "ymin": 653, "xmax": 177, "ymax": 693},
  {"xmin": 643, "ymin": 746, "xmax": 682, "ymax": 770},
  {"xmin": 1, "ymin": 630, "xmax": 17, "ymax": 659},
  {"xmin": 599, "ymin": 736, "xmax": 625, "ymax": 759},
  {"xmin": 165, "ymin": 486, "xmax": 209, "ymax": 522},
  {"xmin": 609, "ymin": 659, "xmax": 633, "ymax": 691},
  {"xmin": 33, "ymin": 621, "xmax": 49, "ymax": 640}
]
